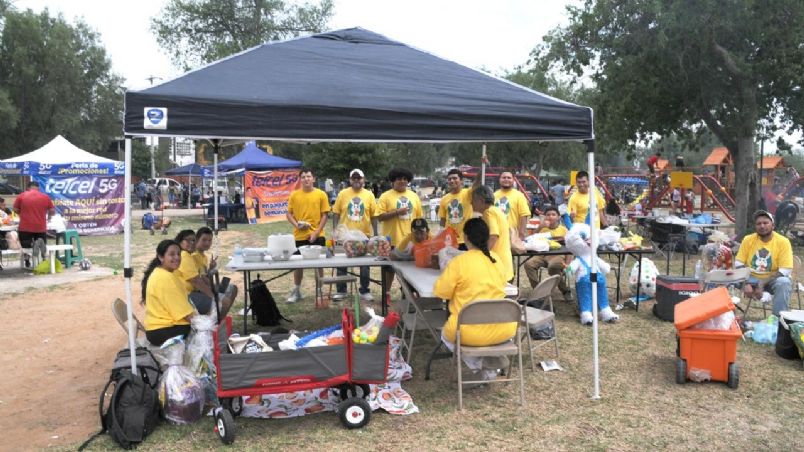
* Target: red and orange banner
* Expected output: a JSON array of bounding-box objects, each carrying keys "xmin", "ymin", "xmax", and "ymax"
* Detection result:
[{"xmin": 244, "ymin": 170, "xmax": 300, "ymax": 224}]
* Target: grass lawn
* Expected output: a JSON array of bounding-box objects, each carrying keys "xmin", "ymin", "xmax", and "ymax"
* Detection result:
[{"xmin": 75, "ymin": 215, "xmax": 803, "ymax": 451}]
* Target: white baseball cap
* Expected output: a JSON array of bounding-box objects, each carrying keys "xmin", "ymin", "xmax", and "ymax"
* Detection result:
[{"xmin": 350, "ymin": 169, "xmax": 364, "ymax": 178}]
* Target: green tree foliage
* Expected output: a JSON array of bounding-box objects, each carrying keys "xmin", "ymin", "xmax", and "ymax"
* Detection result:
[
  {"xmin": 152, "ymin": 0, "xmax": 334, "ymax": 70},
  {"xmin": 533, "ymin": 0, "xmax": 804, "ymax": 235},
  {"xmin": 0, "ymin": 6, "xmax": 124, "ymax": 159}
]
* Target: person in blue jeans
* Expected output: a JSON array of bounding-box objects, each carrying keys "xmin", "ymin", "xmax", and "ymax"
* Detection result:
[{"xmin": 331, "ymin": 168, "xmax": 378, "ymax": 301}]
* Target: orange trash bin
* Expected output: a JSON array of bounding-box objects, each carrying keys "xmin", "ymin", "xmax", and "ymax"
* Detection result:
[{"xmin": 674, "ymin": 287, "xmax": 741, "ymax": 388}]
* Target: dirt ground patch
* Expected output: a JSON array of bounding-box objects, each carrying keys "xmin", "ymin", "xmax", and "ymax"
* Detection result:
[{"xmin": 0, "ymin": 274, "xmax": 133, "ymax": 450}]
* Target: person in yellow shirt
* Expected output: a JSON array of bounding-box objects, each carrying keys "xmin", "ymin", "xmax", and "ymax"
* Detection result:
[
  {"xmin": 192, "ymin": 226, "xmax": 215, "ymax": 273},
  {"xmin": 141, "ymin": 240, "xmax": 234, "ymax": 346},
  {"xmin": 286, "ymin": 168, "xmax": 331, "ymax": 303},
  {"xmin": 390, "ymin": 218, "xmax": 432, "ymax": 260},
  {"xmin": 434, "ymin": 218, "xmax": 516, "ymax": 383},
  {"xmin": 438, "ymin": 168, "xmax": 473, "ymax": 250},
  {"xmin": 472, "ymin": 185, "xmax": 514, "ymax": 281},
  {"xmin": 377, "ymin": 168, "xmax": 423, "ymax": 247},
  {"xmin": 523, "ymin": 206, "xmax": 572, "ymax": 299},
  {"xmin": 332, "ymin": 168, "xmax": 378, "ymax": 301},
  {"xmin": 567, "ymin": 170, "xmax": 607, "ymax": 228},
  {"xmin": 173, "ymin": 229, "xmax": 199, "ymax": 293},
  {"xmin": 735, "ymin": 210, "xmax": 793, "ymax": 315},
  {"xmin": 494, "ymin": 171, "xmax": 531, "ymax": 239}
]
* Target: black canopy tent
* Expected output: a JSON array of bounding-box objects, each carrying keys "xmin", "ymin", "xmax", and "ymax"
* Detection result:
[{"xmin": 121, "ymin": 28, "xmax": 604, "ymax": 397}]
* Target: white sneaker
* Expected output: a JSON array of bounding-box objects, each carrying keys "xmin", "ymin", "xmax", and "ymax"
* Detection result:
[
  {"xmin": 286, "ymin": 288, "xmax": 301, "ymax": 303},
  {"xmin": 359, "ymin": 292, "xmax": 374, "ymax": 302},
  {"xmin": 332, "ymin": 292, "xmax": 348, "ymax": 301}
]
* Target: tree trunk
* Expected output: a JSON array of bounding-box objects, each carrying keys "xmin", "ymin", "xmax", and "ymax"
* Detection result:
[{"xmin": 731, "ymin": 136, "xmax": 757, "ymax": 238}]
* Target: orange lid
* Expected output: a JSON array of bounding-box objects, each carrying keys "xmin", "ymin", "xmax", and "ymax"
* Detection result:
[{"xmin": 674, "ymin": 287, "xmax": 734, "ymax": 331}]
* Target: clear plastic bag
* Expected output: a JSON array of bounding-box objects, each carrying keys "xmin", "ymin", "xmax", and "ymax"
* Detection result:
[
  {"xmin": 598, "ymin": 227, "xmax": 621, "ymax": 247},
  {"xmin": 747, "ymin": 315, "xmax": 778, "ymax": 344},
  {"xmin": 691, "ymin": 311, "xmax": 735, "ymax": 330},
  {"xmin": 688, "ymin": 368, "xmax": 711, "ymax": 382},
  {"xmin": 367, "ymin": 236, "xmax": 391, "ymax": 257},
  {"xmin": 438, "ymin": 246, "xmax": 463, "ymax": 270},
  {"xmin": 159, "ymin": 337, "xmax": 205, "ymax": 425}
]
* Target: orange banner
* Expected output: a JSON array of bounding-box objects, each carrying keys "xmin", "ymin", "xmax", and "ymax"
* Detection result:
[{"xmin": 244, "ymin": 170, "xmax": 301, "ymax": 224}]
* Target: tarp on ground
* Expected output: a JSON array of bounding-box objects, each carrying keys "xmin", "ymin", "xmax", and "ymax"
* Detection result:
[
  {"xmin": 2, "ymin": 135, "xmax": 124, "ymax": 176},
  {"xmin": 124, "ymin": 28, "xmax": 593, "ymax": 142}
]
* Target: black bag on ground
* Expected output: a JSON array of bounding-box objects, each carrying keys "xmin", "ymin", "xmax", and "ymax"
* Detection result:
[
  {"xmin": 79, "ymin": 347, "xmax": 161, "ymax": 450},
  {"xmin": 249, "ymin": 276, "xmax": 291, "ymax": 326}
]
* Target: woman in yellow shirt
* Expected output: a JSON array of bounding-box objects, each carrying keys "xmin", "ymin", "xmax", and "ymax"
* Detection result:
[
  {"xmin": 433, "ymin": 218, "xmax": 517, "ymax": 383},
  {"xmin": 141, "ymin": 240, "xmax": 196, "ymax": 346}
]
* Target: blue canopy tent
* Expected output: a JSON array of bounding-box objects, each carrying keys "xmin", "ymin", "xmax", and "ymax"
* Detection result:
[
  {"xmin": 165, "ymin": 163, "xmax": 206, "ymax": 208},
  {"xmin": 122, "ymin": 28, "xmax": 606, "ymax": 397}
]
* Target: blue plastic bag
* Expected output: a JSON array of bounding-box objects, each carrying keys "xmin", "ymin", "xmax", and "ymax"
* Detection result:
[{"xmin": 747, "ymin": 315, "xmax": 778, "ymax": 344}]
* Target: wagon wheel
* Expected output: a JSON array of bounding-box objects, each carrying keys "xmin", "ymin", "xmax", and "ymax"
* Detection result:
[
  {"xmin": 215, "ymin": 410, "xmax": 236, "ymax": 444},
  {"xmin": 338, "ymin": 397, "xmax": 371, "ymax": 429},
  {"xmin": 727, "ymin": 363, "xmax": 739, "ymax": 389},
  {"xmin": 222, "ymin": 396, "xmax": 243, "ymax": 417},
  {"xmin": 675, "ymin": 358, "xmax": 687, "ymax": 384},
  {"xmin": 338, "ymin": 383, "xmax": 371, "ymax": 401}
]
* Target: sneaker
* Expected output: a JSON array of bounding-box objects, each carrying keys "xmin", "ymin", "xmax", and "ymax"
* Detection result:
[
  {"xmin": 561, "ymin": 290, "xmax": 573, "ymax": 302},
  {"xmin": 359, "ymin": 291, "xmax": 374, "ymax": 302},
  {"xmin": 332, "ymin": 292, "xmax": 348, "ymax": 301},
  {"xmin": 286, "ymin": 288, "xmax": 301, "ymax": 303}
]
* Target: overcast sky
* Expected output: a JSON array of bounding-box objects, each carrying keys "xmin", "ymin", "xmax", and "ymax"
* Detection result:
[{"xmin": 13, "ymin": 0, "xmax": 575, "ymax": 89}]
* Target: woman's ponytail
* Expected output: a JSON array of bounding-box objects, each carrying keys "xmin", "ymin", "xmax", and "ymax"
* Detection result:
[{"xmin": 463, "ymin": 218, "xmax": 496, "ymax": 263}]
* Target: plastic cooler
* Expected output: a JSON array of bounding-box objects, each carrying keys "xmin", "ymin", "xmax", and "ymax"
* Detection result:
[
  {"xmin": 653, "ymin": 276, "xmax": 702, "ymax": 322},
  {"xmin": 674, "ymin": 287, "xmax": 741, "ymax": 388}
]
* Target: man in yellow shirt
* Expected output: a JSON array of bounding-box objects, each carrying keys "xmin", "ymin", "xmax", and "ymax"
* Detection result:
[
  {"xmin": 494, "ymin": 171, "xmax": 531, "ymax": 240},
  {"xmin": 438, "ymin": 168, "xmax": 473, "ymax": 250},
  {"xmin": 332, "ymin": 168, "xmax": 378, "ymax": 301},
  {"xmin": 567, "ymin": 170, "xmax": 607, "ymax": 228},
  {"xmin": 523, "ymin": 206, "xmax": 572, "ymax": 299},
  {"xmin": 735, "ymin": 210, "xmax": 793, "ymax": 315},
  {"xmin": 377, "ymin": 168, "xmax": 423, "ymax": 247},
  {"xmin": 472, "ymin": 185, "xmax": 514, "ymax": 282},
  {"xmin": 286, "ymin": 168, "xmax": 331, "ymax": 303}
]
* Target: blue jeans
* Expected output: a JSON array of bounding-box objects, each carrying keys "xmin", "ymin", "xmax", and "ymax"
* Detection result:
[
  {"xmin": 747, "ymin": 276, "xmax": 792, "ymax": 316},
  {"xmin": 337, "ymin": 267, "xmax": 370, "ymax": 293}
]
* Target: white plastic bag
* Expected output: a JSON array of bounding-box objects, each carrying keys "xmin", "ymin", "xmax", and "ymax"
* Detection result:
[
  {"xmin": 690, "ymin": 311, "xmax": 735, "ymax": 330},
  {"xmin": 159, "ymin": 337, "xmax": 205, "ymax": 425},
  {"xmin": 598, "ymin": 227, "xmax": 621, "ymax": 247},
  {"xmin": 47, "ymin": 214, "xmax": 67, "ymax": 233},
  {"xmin": 524, "ymin": 235, "xmax": 550, "ymax": 252},
  {"xmin": 228, "ymin": 334, "xmax": 273, "ymax": 354},
  {"xmin": 438, "ymin": 246, "xmax": 463, "ymax": 269}
]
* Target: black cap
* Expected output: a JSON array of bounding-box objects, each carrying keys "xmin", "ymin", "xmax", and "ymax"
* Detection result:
[{"xmin": 411, "ymin": 218, "xmax": 429, "ymax": 231}]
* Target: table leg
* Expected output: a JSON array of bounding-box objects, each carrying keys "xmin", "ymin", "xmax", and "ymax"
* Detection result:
[
  {"xmin": 682, "ymin": 245, "xmax": 687, "ymax": 276},
  {"xmin": 424, "ymin": 341, "xmax": 452, "ymax": 381},
  {"xmin": 666, "ymin": 245, "xmax": 671, "ymax": 275},
  {"xmin": 242, "ymin": 270, "xmax": 250, "ymax": 335},
  {"xmin": 515, "ymin": 254, "xmax": 521, "ymax": 287},
  {"xmin": 50, "ymin": 251, "xmax": 55, "ymax": 274},
  {"xmin": 635, "ymin": 253, "xmax": 642, "ymax": 311},
  {"xmin": 381, "ymin": 266, "xmax": 388, "ymax": 316},
  {"xmin": 615, "ymin": 253, "xmax": 623, "ymax": 306}
]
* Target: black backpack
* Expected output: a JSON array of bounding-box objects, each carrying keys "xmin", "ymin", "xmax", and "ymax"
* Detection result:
[
  {"xmin": 249, "ymin": 275, "xmax": 291, "ymax": 326},
  {"xmin": 79, "ymin": 347, "xmax": 161, "ymax": 450}
]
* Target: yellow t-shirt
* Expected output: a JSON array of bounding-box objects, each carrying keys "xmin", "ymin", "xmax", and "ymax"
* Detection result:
[
  {"xmin": 735, "ymin": 232, "xmax": 794, "ymax": 279},
  {"xmin": 332, "ymin": 188, "xmax": 377, "ymax": 235},
  {"xmin": 288, "ymin": 188, "xmax": 331, "ymax": 241},
  {"xmin": 494, "ymin": 188, "xmax": 531, "ymax": 230},
  {"xmin": 483, "ymin": 206, "xmax": 514, "ymax": 281},
  {"xmin": 539, "ymin": 224, "xmax": 568, "ymax": 239},
  {"xmin": 438, "ymin": 188, "xmax": 473, "ymax": 244},
  {"xmin": 396, "ymin": 231, "xmax": 432, "ymax": 255},
  {"xmin": 377, "ymin": 189, "xmax": 423, "ymax": 247},
  {"xmin": 144, "ymin": 267, "xmax": 195, "ymax": 331},
  {"xmin": 192, "ymin": 251, "xmax": 210, "ymax": 273},
  {"xmin": 568, "ymin": 190, "xmax": 606, "ymax": 228},
  {"xmin": 433, "ymin": 249, "xmax": 516, "ymax": 346},
  {"xmin": 174, "ymin": 250, "xmax": 199, "ymax": 293}
]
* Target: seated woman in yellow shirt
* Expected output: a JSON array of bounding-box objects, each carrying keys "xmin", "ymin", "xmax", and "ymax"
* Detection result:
[
  {"xmin": 141, "ymin": 240, "xmax": 235, "ymax": 345},
  {"xmin": 433, "ymin": 218, "xmax": 517, "ymax": 383}
]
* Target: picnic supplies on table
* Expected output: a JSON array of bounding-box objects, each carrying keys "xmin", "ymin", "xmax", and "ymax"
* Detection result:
[
  {"xmin": 367, "ymin": 236, "xmax": 392, "ymax": 257},
  {"xmin": 413, "ymin": 228, "xmax": 457, "ymax": 269},
  {"xmin": 211, "ymin": 308, "xmax": 391, "ymax": 443},
  {"xmin": 674, "ymin": 287, "xmax": 741, "ymax": 388},
  {"xmin": 80, "ymin": 347, "xmax": 161, "ymax": 451},
  {"xmin": 159, "ymin": 337, "xmax": 205, "ymax": 425},
  {"xmin": 438, "ymin": 245, "xmax": 463, "ymax": 270}
]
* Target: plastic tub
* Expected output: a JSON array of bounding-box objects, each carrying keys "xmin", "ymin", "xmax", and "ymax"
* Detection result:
[{"xmin": 299, "ymin": 245, "xmax": 324, "ymax": 260}]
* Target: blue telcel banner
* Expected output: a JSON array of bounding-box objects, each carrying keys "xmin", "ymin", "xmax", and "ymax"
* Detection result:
[{"xmin": 33, "ymin": 174, "xmax": 125, "ymax": 236}]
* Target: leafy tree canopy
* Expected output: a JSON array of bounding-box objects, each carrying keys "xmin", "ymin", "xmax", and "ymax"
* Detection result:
[
  {"xmin": 532, "ymin": 0, "xmax": 804, "ymax": 235},
  {"xmin": 0, "ymin": 5, "xmax": 123, "ymax": 159},
  {"xmin": 152, "ymin": 0, "xmax": 334, "ymax": 70}
]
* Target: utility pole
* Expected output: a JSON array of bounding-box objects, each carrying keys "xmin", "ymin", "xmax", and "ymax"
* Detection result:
[{"xmin": 146, "ymin": 76, "xmax": 163, "ymax": 180}]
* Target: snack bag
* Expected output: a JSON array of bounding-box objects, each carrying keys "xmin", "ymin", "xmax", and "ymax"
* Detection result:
[
  {"xmin": 413, "ymin": 228, "xmax": 457, "ymax": 269},
  {"xmin": 159, "ymin": 337, "xmax": 205, "ymax": 425}
]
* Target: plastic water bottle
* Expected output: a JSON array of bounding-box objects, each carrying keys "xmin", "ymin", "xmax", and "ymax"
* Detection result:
[
  {"xmin": 694, "ymin": 260, "xmax": 702, "ymax": 280},
  {"xmin": 234, "ymin": 243, "xmax": 243, "ymax": 263}
]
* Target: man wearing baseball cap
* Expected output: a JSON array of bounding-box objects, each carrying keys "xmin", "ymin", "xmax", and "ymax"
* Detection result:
[
  {"xmin": 735, "ymin": 210, "xmax": 793, "ymax": 315},
  {"xmin": 332, "ymin": 168, "xmax": 378, "ymax": 301}
]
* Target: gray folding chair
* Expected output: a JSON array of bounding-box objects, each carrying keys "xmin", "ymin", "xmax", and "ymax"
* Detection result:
[
  {"xmin": 519, "ymin": 275, "xmax": 561, "ymax": 371},
  {"xmin": 395, "ymin": 275, "xmax": 447, "ymax": 364},
  {"xmin": 455, "ymin": 299, "xmax": 525, "ymax": 410}
]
